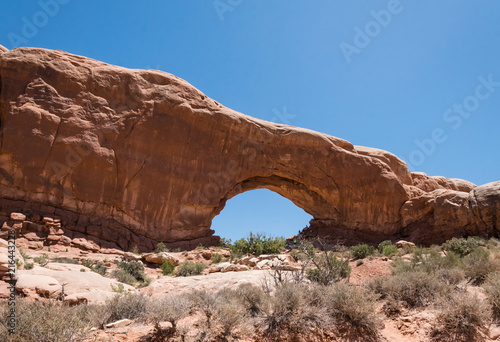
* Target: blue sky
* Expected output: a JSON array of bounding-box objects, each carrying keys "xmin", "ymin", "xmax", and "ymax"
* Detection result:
[{"xmin": 1, "ymin": 1, "xmax": 499, "ymax": 241}]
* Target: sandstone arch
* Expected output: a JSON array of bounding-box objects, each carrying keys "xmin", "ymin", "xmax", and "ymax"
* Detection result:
[{"xmin": 0, "ymin": 47, "xmax": 498, "ymax": 250}]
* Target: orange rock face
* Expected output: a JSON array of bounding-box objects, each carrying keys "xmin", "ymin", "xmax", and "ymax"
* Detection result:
[{"xmin": 0, "ymin": 47, "xmax": 498, "ymax": 249}]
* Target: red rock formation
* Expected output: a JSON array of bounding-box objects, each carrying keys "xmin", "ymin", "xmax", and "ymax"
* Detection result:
[{"xmin": 0, "ymin": 47, "xmax": 498, "ymax": 249}]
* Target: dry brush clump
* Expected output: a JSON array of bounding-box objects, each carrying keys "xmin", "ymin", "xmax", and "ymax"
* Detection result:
[
  {"xmin": 431, "ymin": 292, "xmax": 492, "ymax": 342},
  {"xmin": 0, "ymin": 299, "xmax": 92, "ymax": 342}
]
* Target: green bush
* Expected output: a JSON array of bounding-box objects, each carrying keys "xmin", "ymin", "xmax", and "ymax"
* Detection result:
[
  {"xmin": 160, "ymin": 259, "xmax": 176, "ymax": 275},
  {"xmin": 176, "ymin": 261, "xmax": 206, "ymax": 277},
  {"xmin": 91, "ymin": 262, "xmax": 107, "ymax": 276},
  {"xmin": 231, "ymin": 232, "xmax": 285, "ymax": 257},
  {"xmin": 378, "ymin": 240, "xmax": 393, "ymax": 254},
  {"xmin": 33, "ymin": 254, "xmax": 48, "ymax": 265},
  {"xmin": 443, "ymin": 237, "xmax": 479, "ymax": 257},
  {"xmin": 114, "ymin": 261, "xmax": 149, "ymax": 286},
  {"xmin": 24, "ymin": 262, "xmax": 34, "ymax": 270},
  {"xmin": 219, "ymin": 237, "xmax": 233, "ymax": 248},
  {"xmin": 382, "ymin": 244, "xmax": 398, "ymax": 257},
  {"xmin": 211, "ymin": 253, "xmax": 222, "ymax": 264},
  {"xmin": 351, "ymin": 244, "xmax": 375, "ymax": 259},
  {"xmin": 306, "ymin": 252, "xmax": 351, "ymax": 285},
  {"xmin": 155, "ymin": 242, "xmax": 168, "ymax": 253}
]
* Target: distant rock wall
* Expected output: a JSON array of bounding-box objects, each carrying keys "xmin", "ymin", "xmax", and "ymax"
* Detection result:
[{"xmin": 0, "ymin": 47, "xmax": 498, "ymax": 250}]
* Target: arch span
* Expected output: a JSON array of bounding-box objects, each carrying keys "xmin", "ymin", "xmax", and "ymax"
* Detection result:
[{"xmin": 3, "ymin": 48, "xmax": 497, "ymax": 251}]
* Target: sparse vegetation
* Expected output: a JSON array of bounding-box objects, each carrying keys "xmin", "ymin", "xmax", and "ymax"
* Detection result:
[
  {"xmin": 24, "ymin": 262, "xmax": 34, "ymax": 270},
  {"xmin": 52, "ymin": 257, "xmax": 78, "ymax": 264},
  {"xmin": 7, "ymin": 235, "xmax": 500, "ymax": 341},
  {"xmin": 33, "ymin": 253, "xmax": 48, "ymax": 266}
]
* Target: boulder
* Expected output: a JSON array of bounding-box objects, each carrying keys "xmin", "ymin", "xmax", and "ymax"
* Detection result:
[
  {"xmin": 221, "ymin": 264, "xmax": 249, "ymax": 272},
  {"xmin": 16, "ymin": 274, "xmax": 61, "ymax": 298},
  {"xmin": 470, "ymin": 181, "xmax": 500, "ymax": 235},
  {"xmin": 143, "ymin": 252, "xmax": 180, "ymax": 265},
  {"xmin": 395, "ymin": 240, "xmax": 416, "ymax": 249},
  {"xmin": 10, "ymin": 213, "xmax": 26, "ymax": 221}
]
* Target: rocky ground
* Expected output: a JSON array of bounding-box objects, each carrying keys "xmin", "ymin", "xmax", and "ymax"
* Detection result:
[{"xmin": 2, "ymin": 237, "xmax": 500, "ymax": 342}]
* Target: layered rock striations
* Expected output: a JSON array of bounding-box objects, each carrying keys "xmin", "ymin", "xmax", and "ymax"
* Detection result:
[{"xmin": 0, "ymin": 47, "xmax": 498, "ymax": 250}]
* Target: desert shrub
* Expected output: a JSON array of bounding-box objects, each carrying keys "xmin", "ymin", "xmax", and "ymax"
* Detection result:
[
  {"xmin": 52, "ymin": 257, "xmax": 78, "ymax": 264},
  {"xmin": 189, "ymin": 290, "xmax": 218, "ymax": 327},
  {"xmin": 369, "ymin": 271, "xmax": 450, "ymax": 308},
  {"xmin": 306, "ymin": 251, "xmax": 351, "ymax": 285},
  {"xmin": 322, "ymin": 283, "xmax": 380, "ymax": 338},
  {"xmin": 483, "ymin": 272, "xmax": 500, "ymax": 319},
  {"xmin": 378, "ymin": 240, "xmax": 393, "ymax": 253},
  {"xmin": 176, "ymin": 261, "xmax": 205, "ymax": 277},
  {"xmin": 155, "ymin": 242, "xmax": 168, "ymax": 253},
  {"xmin": 19, "ymin": 248, "xmax": 29, "ymax": 261},
  {"xmin": 33, "ymin": 253, "xmax": 48, "ymax": 265},
  {"xmin": 24, "ymin": 262, "xmax": 34, "ymax": 270},
  {"xmin": 382, "ymin": 244, "xmax": 398, "ymax": 257},
  {"xmin": 461, "ymin": 247, "xmax": 499, "ymax": 285},
  {"xmin": 81, "ymin": 259, "xmax": 95, "ymax": 268},
  {"xmin": 351, "ymin": 244, "xmax": 375, "ymax": 259},
  {"xmin": 231, "ymin": 232, "xmax": 286, "ymax": 257},
  {"xmin": 289, "ymin": 249, "xmax": 301, "ymax": 262},
  {"xmin": 114, "ymin": 260, "xmax": 149, "ymax": 286},
  {"xmin": 237, "ymin": 283, "xmax": 266, "ymax": 317},
  {"xmin": 91, "ymin": 262, "xmax": 107, "ymax": 276},
  {"xmin": 437, "ymin": 267, "xmax": 466, "ymax": 286},
  {"xmin": 146, "ymin": 295, "xmax": 191, "ymax": 334},
  {"xmin": 219, "ymin": 237, "xmax": 233, "ymax": 248},
  {"xmin": 160, "ymin": 259, "xmax": 176, "ymax": 275},
  {"xmin": 259, "ymin": 283, "xmax": 326, "ymax": 339},
  {"xmin": 214, "ymin": 288, "xmax": 249, "ymax": 338},
  {"xmin": 131, "ymin": 245, "xmax": 140, "ymax": 255},
  {"xmin": 391, "ymin": 249, "xmax": 460, "ymax": 275},
  {"xmin": 105, "ymin": 292, "xmax": 149, "ymax": 322},
  {"xmin": 210, "ymin": 253, "xmax": 222, "ymax": 264},
  {"xmin": 432, "ymin": 292, "xmax": 491, "ymax": 342},
  {"xmin": 0, "ymin": 299, "xmax": 91, "ymax": 342},
  {"xmin": 443, "ymin": 237, "xmax": 479, "ymax": 257},
  {"xmin": 115, "ymin": 270, "xmax": 136, "ymax": 285}
]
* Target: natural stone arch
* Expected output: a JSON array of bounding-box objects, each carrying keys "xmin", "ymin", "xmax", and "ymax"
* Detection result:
[{"xmin": 1, "ymin": 47, "xmax": 498, "ymax": 251}]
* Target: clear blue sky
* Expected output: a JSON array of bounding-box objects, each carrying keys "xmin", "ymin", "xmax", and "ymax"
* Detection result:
[{"xmin": 1, "ymin": 1, "xmax": 499, "ymax": 241}]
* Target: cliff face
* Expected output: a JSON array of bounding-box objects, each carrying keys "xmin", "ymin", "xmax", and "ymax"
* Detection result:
[{"xmin": 0, "ymin": 47, "xmax": 498, "ymax": 250}]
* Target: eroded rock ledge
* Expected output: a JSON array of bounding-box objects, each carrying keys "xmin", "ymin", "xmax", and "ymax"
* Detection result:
[{"xmin": 0, "ymin": 46, "xmax": 498, "ymax": 250}]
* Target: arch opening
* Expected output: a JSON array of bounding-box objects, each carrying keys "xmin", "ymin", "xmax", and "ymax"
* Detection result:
[{"xmin": 211, "ymin": 188, "xmax": 313, "ymax": 242}]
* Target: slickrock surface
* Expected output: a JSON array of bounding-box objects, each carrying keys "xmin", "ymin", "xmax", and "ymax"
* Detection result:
[{"xmin": 0, "ymin": 47, "xmax": 498, "ymax": 249}]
